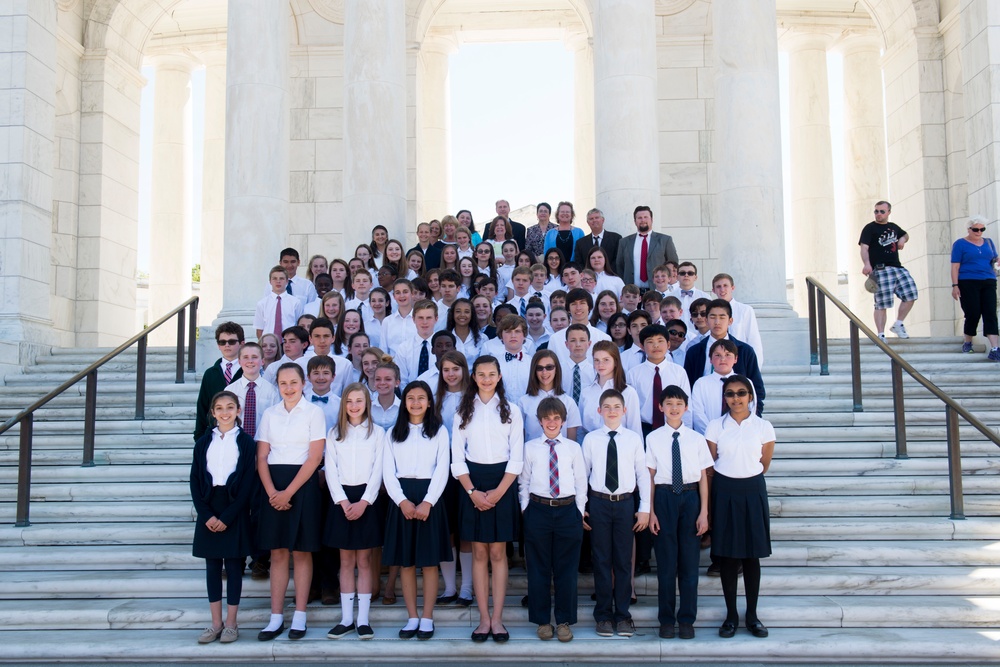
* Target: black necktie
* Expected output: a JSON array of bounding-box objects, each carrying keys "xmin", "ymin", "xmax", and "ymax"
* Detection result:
[
  {"xmin": 286, "ymin": 281, "xmax": 293, "ymax": 295},
  {"xmin": 418, "ymin": 340, "xmax": 429, "ymax": 375},
  {"xmin": 672, "ymin": 431, "xmax": 683, "ymax": 494},
  {"xmin": 594, "ymin": 235, "xmax": 600, "ymax": 247},
  {"xmin": 606, "ymin": 430, "xmax": 619, "ymax": 493}
]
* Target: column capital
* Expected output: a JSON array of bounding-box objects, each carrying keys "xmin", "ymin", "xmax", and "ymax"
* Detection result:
[
  {"xmin": 831, "ymin": 31, "xmax": 882, "ymax": 56},
  {"xmin": 195, "ymin": 47, "xmax": 228, "ymax": 69},
  {"xmin": 563, "ymin": 27, "xmax": 591, "ymax": 52},
  {"xmin": 145, "ymin": 50, "xmax": 199, "ymax": 73},
  {"xmin": 421, "ymin": 30, "xmax": 459, "ymax": 56},
  {"xmin": 778, "ymin": 27, "xmax": 834, "ymax": 52}
]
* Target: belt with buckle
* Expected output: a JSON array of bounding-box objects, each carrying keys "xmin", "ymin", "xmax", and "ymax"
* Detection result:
[
  {"xmin": 656, "ymin": 483, "xmax": 698, "ymax": 492},
  {"xmin": 589, "ymin": 491, "xmax": 634, "ymax": 502},
  {"xmin": 529, "ymin": 493, "xmax": 576, "ymax": 507}
]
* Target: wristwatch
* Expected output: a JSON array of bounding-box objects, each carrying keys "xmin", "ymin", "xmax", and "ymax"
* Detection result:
[{"xmin": 467, "ymin": 487, "xmax": 476, "ymax": 496}]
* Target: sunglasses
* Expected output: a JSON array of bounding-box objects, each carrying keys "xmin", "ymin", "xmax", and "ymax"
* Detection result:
[
  {"xmin": 690, "ymin": 310, "xmax": 707, "ymax": 317},
  {"xmin": 970, "ymin": 227, "xmax": 986, "ymax": 233},
  {"xmin": 724, "ymin": 389, "xmax": 751, "ymax": 398},
  {"xmin": 667, "ymin": 329, "xmax": 686, "ymax": 338},
  {"xmin": 874, "ymin": 209, "xmax": 887, "ymax": 214},
  {"xmin": 677, "ymin": 270, "xmax": 696, "ymax": 276},
  {"xmin": 217, "ymin": 339, "xmax": 241, "ymax": 346},
  {"xmin": 476, "ymin": 249, "xmax": 491, "ymax": 254},
  {"xmin": 536, "ymin": 364, "xmax": 557, "ymax": 372}
]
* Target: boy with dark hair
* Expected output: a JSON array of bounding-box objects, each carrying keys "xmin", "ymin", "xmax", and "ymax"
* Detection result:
[
  {"xmin": 254, "ymin": 266, "xmax": 303, "ymax": 340},
  {"xmin": 261, "ymin": 247, "xmax": 318, "ymax": 303},
  {"xmin": 194, "ymin": 321, "xmax": 245, "ymax": 441}
]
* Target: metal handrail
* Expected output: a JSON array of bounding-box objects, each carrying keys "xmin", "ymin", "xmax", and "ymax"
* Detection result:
[
  {"xmin": 805, "ymin": 278, "xmax": 1000, "ymax": 520},
  {"xmin": 1, "ymin": 297, "xmax": 199, "ymax": 527}
]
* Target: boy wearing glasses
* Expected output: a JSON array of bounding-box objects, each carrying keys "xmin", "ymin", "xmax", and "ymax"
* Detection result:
[
  {"xmin": 663, "ymin": 318, "xmax": 689, "ymax": 366},
  {"xmin": 859, "ymin": 200, "xmax": 918, "ymax": 340},
  {"xmin": 193, "ymin": 322, "xmax": 245, "ymax": 441},
  {"xmin": 675, "ymin": 262, "xmax": 709, "ymax": 315}
]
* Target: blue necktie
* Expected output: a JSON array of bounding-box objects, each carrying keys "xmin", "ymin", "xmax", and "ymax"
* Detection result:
[
  {"xmin": 311, "ymin": 395, "xmax": 329, "ymax": 404},
  {"xmin": 286, "ymin": 281, "xmax": 293, "ymax": 295},
  {"xmin": 418, "ymin": 340, "xmax": 429, "ymax": 375},
  {"xmin": 681, "ymin": 290, "xmax": 693, "ymax": 297}
]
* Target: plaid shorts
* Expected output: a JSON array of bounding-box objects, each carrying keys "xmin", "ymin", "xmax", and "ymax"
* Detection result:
[{"xmin": 873, "ymin": 265, "xmax": 918, "ymax": 310}]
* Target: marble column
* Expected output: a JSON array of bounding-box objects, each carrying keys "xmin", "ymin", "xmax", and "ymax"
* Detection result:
[
  {"xmin": 199, "ymin": 49, "xmax": 226, "ymax": 327},
  {"xmin": 786, "ymin": 33, "xmax": 837, "ymax": 317},
  {"xmin": 961, "ymin": 0, "xmax": 1000, "ymax": 227},
  {"xmin": 567, "ymin": 29, "xmax": 596, "ymax": 214},
  {"xmin": 713, "ymin": 0, "xmax": 806, "ymax": 366},
  {"xmin": 0, "ymin": 0, "xmax": 57, "ymax": 371},
  {"xmin": 416, "ymin": 34, "xmax": 456, "ymax": 222},
  {"xmin": 216, "ymin": 0, "xmax": 289, "ymax": 330},
  {"xmin": 838, "ymin": 35, "xmax": 888, "ymax": 317},
  {"xmin": 593, "ymin": 0, "xmax": 660, "ymax": 233},
  {"xmin": 148, "ymin": 54, "xmax": 194, "ymax": 327},
  {"xmin": 343, "ymin": 0, "xmax": 407, "ymax": 246}
]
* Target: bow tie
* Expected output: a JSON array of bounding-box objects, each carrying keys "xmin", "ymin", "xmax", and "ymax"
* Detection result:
[
  {"xmin": 311, "ymin": 395, "xmax": 329, "ymax": 404},
  {"xmin": 505, "ymin": 351, "xmax": 522, "ymax": 362},
  {"xmin": 680, "ymin": 290, "xmax": 694, "ymax": 297}
]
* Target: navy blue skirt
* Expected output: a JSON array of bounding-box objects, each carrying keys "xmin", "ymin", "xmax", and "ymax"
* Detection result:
[
  {"xmin": 256, "ymin": 464, "xmax": 322, "ymax": 553},
  {"xmin": 382, "ymin": 478, "xmax": 452, "ymax": 568},
  {"xmin": 193, "ymin": 486, "xmax": 253, "ymax": 560},
  {"xmin": 457, "ymin": 461, "xmax": 520, "ymax": 544},
  {"xmin": 323, "ymin": 484, "xmax": 383, "ymax": 551},
  {"xmin": 710, "ymin": 472, "xmax": 771, "ymax": 559}
]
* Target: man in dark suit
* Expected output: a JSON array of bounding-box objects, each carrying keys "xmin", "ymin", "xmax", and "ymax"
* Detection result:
[
  {"xmin": 614, "ymin": 205, "xmax": 679, "ymax": 289},
  {"xmin": 483, "ymin": 199, "xmax": 527, "ymax": 250},
  {"xmin": 682, "ymin": 299, "xmax": 765, "ymax": 414},
  {"xmin": 408, "ymin": 221, "xmax": 443, "ymax": 269},
  {"xmin": 574, "ymin": 207, "xmax": 622, "ymax": 267}
]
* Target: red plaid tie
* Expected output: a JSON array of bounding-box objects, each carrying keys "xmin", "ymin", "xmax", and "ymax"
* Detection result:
[
  {"xmin": 243, "ymin": 381, "xmax": 257, "ymax": 438},
  {"xmin": 546, "ymin": 438, "xmax": 559, "ymax": 497}
]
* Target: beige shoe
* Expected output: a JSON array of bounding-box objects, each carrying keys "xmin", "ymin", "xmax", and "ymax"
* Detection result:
[
  {"xmin": 220, "ymin": 627, "xmax": 239, "ymax": 643},
  {"xmin": 556, "ymin": 623, "xmax": 573, "ymax": 642},
  {"xmin": 198, "ymin": 626, "xmax": 222, "ymax": 644},
  {"xmin": 537, "ymin": 624, "xmax": 554, "ymax": 640}
]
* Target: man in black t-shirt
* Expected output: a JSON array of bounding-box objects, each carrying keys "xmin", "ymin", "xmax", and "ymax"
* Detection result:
[{"xmin": 859, "ymin": 200, "xmax": 918, "ymax": 340}]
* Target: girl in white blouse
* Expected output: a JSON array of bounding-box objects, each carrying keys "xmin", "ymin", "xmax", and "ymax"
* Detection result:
[
  {"xmin": 704, "ymin": 375, "xmax": 775, "ymax": 640},
  {"xmin": 255, "ymin": 363, "xmax": 327, "ymax": 641},
  {"xmin": 451, "ymin": 355, "xmax": 525, "ymax": 643},
  {"xmin": 518, "ymin": 349, "xmax": 581, "ymax": 442},
  {"xmin": 382, "ymin": 381, "xmax": 452, "ymax": 640},
  {"xmin": 323, "ymin": 384, "xmax": 386, "ymax": 641},
  {"xmin": 578, "ymin": 341, "xmax": 643, "ymax": 439}
]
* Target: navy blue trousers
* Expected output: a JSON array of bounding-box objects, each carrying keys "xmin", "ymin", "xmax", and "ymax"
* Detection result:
[
  {"xmin": 588, "ymin": 495, "xmax": 635, "ymax": 622},
  {"xmin": 524, "ymin": 501, "xmax": 583, "ymax": 626},
  {"xmin": 652, "ymin": 485, "xmax": 702, "ymax": 626}
]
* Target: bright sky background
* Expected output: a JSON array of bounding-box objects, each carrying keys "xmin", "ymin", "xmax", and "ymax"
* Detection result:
[{"xmin": 136, "ymin": 44, "xmax": 851, "ymax": 277}]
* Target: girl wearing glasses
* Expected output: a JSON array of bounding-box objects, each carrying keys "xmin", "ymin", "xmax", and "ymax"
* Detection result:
[
  {"xmin": 518, "ymin": 349, "xmax": 581, "ymax": 443},
  {"xmin": 950, "ymin": 215, "xmax": 999, "ymax": 359},
  {"xmin": 704, "ymin": 374, "xmax": 774, "ymax": 640}
]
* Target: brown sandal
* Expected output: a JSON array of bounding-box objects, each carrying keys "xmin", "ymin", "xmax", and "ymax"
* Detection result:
[{"xmin": 382, "ymin": 592, "xmax": 397, "ymax": 605}]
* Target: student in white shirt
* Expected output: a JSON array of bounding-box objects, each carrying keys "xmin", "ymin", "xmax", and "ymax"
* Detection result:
[
  {"xmin": 302, "ymin": 273, "xmax": 334, "ymax": 317},
  {"xmin": 586, "ymin": 246, "xmax": 625, "ymax": 298},
  {"xmin": 663, "ymin": 318, "xmax": 689, "ymax": 367},
  {"xmin": 627, "ymin": 324, "xmax": 693, "ymax": 438},
  {"xmin": 381, "ymin": 279, "xmax": 416, "ymax": 356},
  {"xmin": 621, "ymin": 310, "xmax": 652, "ymax": 373},
  {"xmin": 690, "ymin": 339, "xmax": 739, "ymax": 434},
  {"xmin": 525, "ymin": 302, "xmax": 551, "ymax": 349},
  {"xmin": 263, "ymin": 326, "xmax": 312, "ymax": 388},
  {"xmin": 261, "ymin": 248, "xmax": 318, "ymax": 304},
  {"xmin": 705, "ymin": 375, "xmax": 775, "ymax": 640},
  {"xmin": 254, "ymin": 363, "xmax": 327, "ymax": 642},
  {"xmin": 323, "ymin": 384, "xmax": 385, "ymax": 641},
  {"xmin": 581, "ymin": 389, "xmax": 650, "ymax": 638},
  {"xmin": 370, "ymin": 358, "xmax": 402, "ymax": 432},
  {"xmin": 647, "ymin": 385, "xmax": 713, "ymax": 640},
  {"xmin": 561, "ymin": 324, "xmax": 597, "ymax": 404},
  {"xmin": 519, "ymin": 397, "xmax": 587, "ymax": 642},
  {"xmin": 446, "ymin": 298, "xmax": 484, "ymax": 365},
  {"xmin": 518, "ymin": 349, "xmax": 582, "ymax": 442},
  {"xmin": 492, "ymin": 314, "xmax": 533, "ymax": 404},
  {"xmin": 344, "ymin": 270, "xmax": 373, "ymax": 312},
  {"xmin": 307, "ymin": 319, "xmax": 354, "ymax": 398},
  {"xmin": 712, "ymin": 273, "xmax": 764, "ymax": 367},
  {"xmin": 548, "ymin": 289, "xmax": 611, "ymax": 366},
  {"xmin": 394, "ymin": 300, "xmax": 439, "ymax": 386},
  {"xmin": 590, "ymin": 290, "xmax": 620, "ymax": 334},
  {"xmin": 225, "ymin": 343, "xmax": 279, "ymax": 440},
  {"xmin": 578, "ymin": 341, "xmax": 642, "ymax": 440},
  {"xmin": 507, "ymin": 266, "xmax": 543, "ymax": 318},
  {"xmin": 254, "ymin": 266, "xmax": 304, "ymax": 341},
  {"xmin": 304, "ymin": 356, "xmax": 341, "ymax": 430},
  {"xmin": 451, "ymin": 355, "xmax": 525, "ymax": 643},
  {"xmin": 383, "ymin": 381, "xmax": 452, "ymax": 640},
  {"xmin": 332, "ymin": 310, "xmax": 365, "ymax": 358}
]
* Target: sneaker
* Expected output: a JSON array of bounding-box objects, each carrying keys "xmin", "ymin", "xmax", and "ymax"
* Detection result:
[
  {"xmin": 556, "ymin": 623, "xmax": 573, "ymax": 642},
  {"xmin": 877, "ymin": 333, "xmax": 887, "ymax": 343},
  {"xmin": 327, "ymin": 623, "xmax": 355, "ymax": 639},
  {"xmin": 537, "ymin": 624, "xmax": 554, "ymax": 640},
  {"xmin": 595, "ymin": 620, "xmax": 615, "ymax": 637},
  {"xmin": 989, "ymin": 348, "xmax": 1000, "ymax": 362},
  {"xmin": 962, "ymin": 341, "xmax": 973, "ymax": 353},
  {"xmin": 357, "ymin": 624, "xmax": 374, "ymax": 639},
  {"xmin": 198, "ymin": 626, "xmax": 222, "ymax": 644},
  {"xmin": 616, "ymin": 619, "xmax": 636, "ymax": 637},
  {"xmin": 890, "ymin": 321, "xmax": 909, "ymax": 338},
  {"xmin": 220, "ymin": 627, "xmax": 239, "ymax": 643}
]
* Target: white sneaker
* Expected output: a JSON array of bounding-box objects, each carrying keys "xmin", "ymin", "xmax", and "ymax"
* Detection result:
[
  {"xmin": 890, "ymin": 322, "xmax": 909, "ymax": 339},
  {"xmin": 877, "ymin": 333, "xmax": 887, "ymax": 342}
]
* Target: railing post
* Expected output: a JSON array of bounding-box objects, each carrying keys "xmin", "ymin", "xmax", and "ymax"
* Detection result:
[
  {"xmin": 945, "ymin": 406, "xmax": 965, "ymax": 520},
  {"xmin": 891, "ymin": 359, "xmax": 908, "ymax": 459},
  {"xmin": 83, "ymin": 370, "xmax": 97, "ymax": 467},
  {"xmin": 15, "ymin": 414, "xmax": 33, "ymax": 527},
  {"xmin": 187, "ymin": 299, "xmax": 198, "ymax": 374},
  {"xmin": 849, "ymin": 321, "xmax": 863, "ymax": 412},
  {"xmin": 176, "ymin": 307, "xmax": 186, "ymax": 384},
  {"xmin": 807, "ymin": 281, "xmax": 818, "ymax": 365},
  {"xmin": 135, "ymin": 335, "xmax": 147, "ymax": 420},
  {"xmin": 817, "ymin": 291, "xmax": 829, "ymax": 376}
]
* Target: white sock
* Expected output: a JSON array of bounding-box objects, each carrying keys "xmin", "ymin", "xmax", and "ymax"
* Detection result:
[
  {"xmin": 439, "ymin": 548, "xmax": 457, "ymax": 596},
  {"xmin": 357, "ymin": 593, "xmax": 372, "ymax": 626},
  {"xmin": 402, "ymin": 617, "xmax": 419, "ymax": 631},
  {"xmin": 263, "ymin": 613, "xmax": 283, "ymax": 632},
  {"xmin": 894, "ymin": 320, "xmax": 904, "ymax": 327},
  {"xmin": 419, "ymin": 617, "xmax": 434, "ymax": 632},
  {"xmin": 340, "ymin": 593, "xmax": 355, "ymax": 626},
  {"xmin": 291, "ymin": 610, "xmax": 307, "ymax": 631},
  {"xmin": 459, "ymin": 551, "xmax": 473, "ymax": 598}
]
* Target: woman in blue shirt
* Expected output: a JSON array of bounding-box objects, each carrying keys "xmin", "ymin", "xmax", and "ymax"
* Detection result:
[
  {"xmin": 950, "ymin": 215, "xmax": 999, "ymax": 359},
  {"xmin": 543, "ymin": 202, "xmax": 585, "ymax": 263}
]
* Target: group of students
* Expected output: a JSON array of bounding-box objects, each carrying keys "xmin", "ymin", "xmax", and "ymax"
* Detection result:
[{"xmin": 191, "ymin": 209, "xmax": 775, "ymax": 645}]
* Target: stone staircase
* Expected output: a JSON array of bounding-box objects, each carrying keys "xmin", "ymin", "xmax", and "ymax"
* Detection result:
[{"xmin": 1, "ymin": 339, "xmax": 999, "ymax": 663}]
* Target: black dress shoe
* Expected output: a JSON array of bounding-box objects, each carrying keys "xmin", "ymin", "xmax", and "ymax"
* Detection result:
[
  {"xmin": 630, "ymin": 596, "xmax": 638, "ymax": 605},
  {"xmin": 678, "ymin": 623, "xmax": 695, "ymax": 639},
  {"xmin": 257, "ymin": 624, "xmax": 284, "ymax": 641},
  {"xmin": 634, "ymin": 560, "xmax": 651, "ymax": 576},
  {"xmin": 471, "ymin": 629, "xmax": 491, "ymax": 643},
  {"xmin": 436, "ymin": 593, "xmax": 458, "ymax": 605},
  {"xmin": 521, "ymin": 595, "xmax": 529, "ymax": 607},
  {"xmin": 456, "ymin": 595, "xmax": 474, "ymax": 607},
  {"xmin": 288, "ymin": 627, "xmax": 307, "ymax": 640},
  {"xmin": 718, "ymin": 620, "xmax": 737, "ymax": 638},
  {"xmin": 747, "ymin": 619, "xmax": 769, "ymax": 638},
  {"xmin": 492, "ymin": 626, "xmax": 509, "ymax": 643},
  {"xmin": 399, "ymin": 627, "xmax": 418, "ymax": 639},
  {"xmin": 417, "ymin": 625, "xmax": 434, "ymax": 640},
  {"xmin": 658, "ymin": 624, "xmax": 675, "ymax": 639}
]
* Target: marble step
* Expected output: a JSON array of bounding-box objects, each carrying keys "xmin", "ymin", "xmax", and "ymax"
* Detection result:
[
  {"xmin": 0, "ymin": 418, "xmax": 192, "ymax": 434},
  {"xmin": 769, "ymin": 424, "xmax": 999, "ymax": 442},
  {"xmin": 767, "ymin": 411, "xmax": 1000, "ymax": 427},
  {"xmin": 0, "ymin": 433, "xmax": 191, "ymax": 449},
  {"xmin": 3, "ymin": 626, "xmax": 1000, "ymax": 664},
  {"xmin": 0, "ymin": 465, "xmax": 189, "ymax": 484},
  {"xmin": 0, "ymin": 500, "xmax": 196, "ymax": 523},
  {"xmin": 5, "ymin": 516, "xmax": 998, "ymax": 547},
  {"xmin": 0, "ymin": 482, "xmax": 191, "ymax": 502},
  {"xmin": 3, "ymin": 371, "xmax": 199, "ymax": 385},
  {"xmin": 764, "ymin": 397, "xmax": 1000, "ymax": 412},
  {"xmin": 4, "ymin": 540, "xmax": 998, "ymax": 571},
  {"xmin": 3, "ymin": 566, "xmax": 999, "ymax": 599},
  {"xmin": 0, "ymin": 405, "xmax": 197, "ymax": 421},
  {"xmin": 0, "ymin": 381, "xmax": 199, "ymax": 398}
]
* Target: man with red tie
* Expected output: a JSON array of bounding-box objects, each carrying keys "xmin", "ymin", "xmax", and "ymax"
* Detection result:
[{"xmin": 614, "ymin": 206, "xmax": 679, "ymax": 292}]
